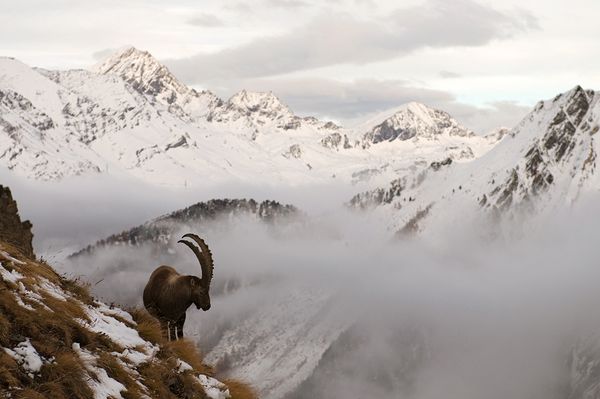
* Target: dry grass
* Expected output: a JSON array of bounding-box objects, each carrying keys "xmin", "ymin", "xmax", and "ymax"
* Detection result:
[
  {"xmin": 164, "ymin": 339, "xmax": 212, "ymax": 375},
  {"xmin": 61, "ymin": 276, "xmax": 94, "ymax": 305},
  {"xmin": 37, "ymin": 352, "xmax": 95, "ymax": 399},
  {"xmin": 129, "ymin": 307, "xmax": 164, "ymax": 345},
  {"xmin": 0, "ymin": 243, "xmax": 111, "ymax": 398},
  {"xmin": 0, "ymin": 242, "xmax": 257, "ymax": 399}
]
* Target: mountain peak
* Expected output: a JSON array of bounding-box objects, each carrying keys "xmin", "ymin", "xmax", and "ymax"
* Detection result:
[
  {"xmin": 361, "ymin": 102, "xmax": 473, "ymax": 144},
  {"xmin": 94, "ymin": 46, "xmax": 158, "ymax": 75},
  {"xmin": 228, "ymin": 90, "xmax": 290, "ymax": 114},
  {"xmin": 94, "ymin": 46, "xmax": 190, "ymax": 104}
]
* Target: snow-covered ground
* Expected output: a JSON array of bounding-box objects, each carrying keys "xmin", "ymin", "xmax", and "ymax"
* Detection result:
[{"xmin": 0, "ymin": 48, "xmax": 499, "ymax": 190}]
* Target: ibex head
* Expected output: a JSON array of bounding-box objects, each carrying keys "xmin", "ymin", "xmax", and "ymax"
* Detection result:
[{"xmin": 178, "ymin": 233, "xmax": 214, "ymax": 311}]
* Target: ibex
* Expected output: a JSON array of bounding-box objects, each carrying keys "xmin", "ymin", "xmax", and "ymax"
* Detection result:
[{"xmin": 143, "ymin": 233, "xmax": 214, "ymax": 341}]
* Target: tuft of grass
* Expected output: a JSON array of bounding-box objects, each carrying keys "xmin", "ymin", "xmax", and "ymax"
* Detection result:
[
  {"xmin": 61, "ymin": 276, "xmax": 94, "ymax": 305},
  {"xmin": 38, "ymin": 352, "xmax": 95, "ymax": 399},
  {"xmin": 0, "ymin": 351, "xmax": 20, "ymax": 390},
  {"xmin": 129, "ymin": 308, "xmax": 164, "ymax": 345},
  {"xmin": 0, "ymin": 310, "xmax": 11, "ymax": 346},
  {"xmin": 137, "ymin": 359, "xmax": 179, "ymax": 399}
]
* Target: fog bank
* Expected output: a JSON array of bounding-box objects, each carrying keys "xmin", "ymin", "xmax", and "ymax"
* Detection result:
[{"xmin": 59, "ymin": 193, "xmax": 600, "ymax": 399}]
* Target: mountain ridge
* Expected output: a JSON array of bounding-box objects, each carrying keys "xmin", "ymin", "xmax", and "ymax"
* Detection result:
[
  {"xmin": 0, "ymin": 48, "xmax": 495, "ymax": 187},
  {"xmin": 350, "ymin": 85, "xmax": 600, "ymax": 236}
]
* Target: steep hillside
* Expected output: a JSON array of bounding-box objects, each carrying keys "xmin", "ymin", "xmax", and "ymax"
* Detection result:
[
  {"xmin": 0, "ymin": 187, "xmax": 255, "ymax": 399},
  {"xmin": 350, "ymin": 86, "xmax": 600, "ymax": 237}
]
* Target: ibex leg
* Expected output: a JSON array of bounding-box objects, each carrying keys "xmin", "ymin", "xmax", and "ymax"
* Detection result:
[{"xmin": 175, "ymin": 313, "xmax": 186, "ymax": 340}]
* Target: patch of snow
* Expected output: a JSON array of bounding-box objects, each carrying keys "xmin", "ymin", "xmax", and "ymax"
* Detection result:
[
  {"xmin": 196, "ymin": 374, "xmax": 231, "ymax": 399},
  {"xmin": 4, "ymin": 339, "xmax": 48, "ymax": 378},
  {"xmin": 73, "ymin": 343, "xmax": 126, "ymax": 399},
  {"xmin": 13, "ymin": 293, "xmax": 34, "ymax": 311},
  {"xmin": 177, "ymin": 359, "xmax": 193, "ymax": 373},
  {"xmin": 0, "ymin": 250, "xmax": 26, "ymax": 265},
  {"xmin": 37, "ymin": 278, "xmax": 68, "ymax": 301},
  {"xmin": 176, "ymin": 359, "xmax": 230, "ymax": 399},
  {"xmin": 16, "ymin": 282, "xmax": 52, "ymax": 311},
  {"xmin": 78, "ymin": 304, "xmax": 156, "ymax": 358},
  {"xmin": 0, "ymin": 263, "xmax": 24, "ymax": 283},
  {"xmin": 95, "ymin": 301, "xmax": 135, "ymax": 324},
  {"xmin": 112, "ymin": 348, "xmax": 151, "ymax": 367}
]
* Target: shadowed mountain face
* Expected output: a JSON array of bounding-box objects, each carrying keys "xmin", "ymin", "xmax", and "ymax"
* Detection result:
[
  {"xmin": 70, "ymin": 198, "xmax": 299, "ymax": 258},
  {"xmin": 0, "ymin": 185, "xmax": 33, "ymax": 258}
]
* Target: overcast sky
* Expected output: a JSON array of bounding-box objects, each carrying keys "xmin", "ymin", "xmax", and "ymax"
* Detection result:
[{"xmin": 1, "ymin": 0, "xmax": 599, "ymax": 132}]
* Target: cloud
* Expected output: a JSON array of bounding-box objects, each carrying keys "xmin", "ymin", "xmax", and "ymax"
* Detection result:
[
  {"xmin": 234, "ymin": 77, "xmax": 453, "ymax": 117},
  {"xmin": 445, "ymin": 100, "xmax": 531, "ymax": 134},
  {"xmin": 167, "ymin": 0, "xmax": 538, "ymax": 82},
  {"xmin": 92, "ymin": 47, "xmax": 120, "ymax": 61},
  {"xmin": 187, "ymin": 13, "xmax": 225, "ymax": 27},
  {"xmin": 56, "ymin": 185, "xmax": 600, "ymax": 399},
  {"xmin": 264, "ymin": 0, "xmax": 310, "ymax": 9},
  {"xmin": 439, "ymin": 71, "xmax": 462, "ymax": 79},
  {"xmin": 222, "ymin": 2, "xmax": 254, "ymax": 14}
]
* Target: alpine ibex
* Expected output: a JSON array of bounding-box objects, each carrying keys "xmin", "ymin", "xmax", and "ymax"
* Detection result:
[{"xmin": 143, "ymin": 233, "xmax": 214, "ymax": 341}]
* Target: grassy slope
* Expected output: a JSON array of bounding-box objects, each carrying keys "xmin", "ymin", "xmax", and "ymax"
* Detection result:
[{"xmin": 0, "ymin": 241, "xmax": 256, "ymax": 399}]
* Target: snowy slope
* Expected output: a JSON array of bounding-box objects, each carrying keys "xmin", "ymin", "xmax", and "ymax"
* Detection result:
[
  {"xmin": 351, "ymin": 86, "xmax": 600, "ymax": 236},
  {"xmin": 0, "ymin": 49, "xmax": 499, "ymax": 188}
]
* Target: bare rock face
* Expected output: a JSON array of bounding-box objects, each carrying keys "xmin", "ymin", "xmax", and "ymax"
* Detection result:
[{"xmin": 0, "ymin": 185, "xmax": 34, "ymax": 257}]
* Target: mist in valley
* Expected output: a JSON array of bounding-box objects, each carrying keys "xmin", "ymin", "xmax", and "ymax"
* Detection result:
[{"xmin": 15, "ymin": 172, "xmax": 598, "ymax": 399}]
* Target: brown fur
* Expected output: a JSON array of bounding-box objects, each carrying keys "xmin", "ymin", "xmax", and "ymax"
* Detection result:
[{"xmin": 143, "ymin": 234, "xmax": 213, "ymax": 340}]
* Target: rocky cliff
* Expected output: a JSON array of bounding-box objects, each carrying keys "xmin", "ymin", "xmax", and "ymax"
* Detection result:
[{"xmin": 0, "ymin": 185, "xmax": 34, "ymax": 258}]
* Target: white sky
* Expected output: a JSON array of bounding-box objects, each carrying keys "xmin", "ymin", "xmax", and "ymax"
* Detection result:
[{"xmin": 1, "ymin": 0, "xmax": 599, "ymax": 132}]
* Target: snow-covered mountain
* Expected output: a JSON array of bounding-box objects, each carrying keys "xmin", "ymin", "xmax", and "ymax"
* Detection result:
[
  {"xmin": 0, "ymin": 48, "xmax": 498, "ymax": 187},
  {"xmin": 351, "ymin": 86, "xmax": 600, "ymax": 236},
  {"xmin": 359, "ymin": 101, "xmax": 474, "ymax": 145},
  {"xmin": 94, "ymin": 46, "xmax": 222, "ymax": 120}
]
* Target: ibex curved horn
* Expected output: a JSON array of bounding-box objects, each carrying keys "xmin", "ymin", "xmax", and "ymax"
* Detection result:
[{"xmin": 178, "ymin": 233, "xmax": 214, "ymax": 288}]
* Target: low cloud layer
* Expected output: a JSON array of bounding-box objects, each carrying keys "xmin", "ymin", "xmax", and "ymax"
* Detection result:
[
  {"xmin": 44, "ymin": 175, "xmax": 600, "ymax": 398},
  {"xmin": 168, "ymin": 0, "xmax": 537, "ymax": 82}
]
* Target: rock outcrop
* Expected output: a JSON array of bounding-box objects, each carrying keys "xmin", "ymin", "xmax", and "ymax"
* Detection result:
[{"xmin": 0, "ymin": 185, "xmax": 34, "ymax": 258}]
